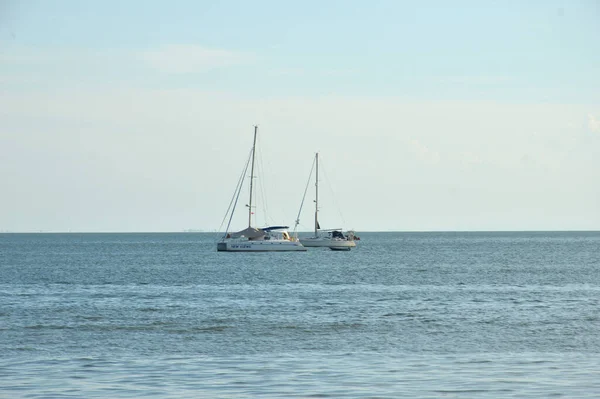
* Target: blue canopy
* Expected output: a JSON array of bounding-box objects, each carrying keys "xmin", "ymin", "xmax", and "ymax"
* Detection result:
[{"xmin": 261, "ymin": 226, "xmax": 290, "ymax": 232}]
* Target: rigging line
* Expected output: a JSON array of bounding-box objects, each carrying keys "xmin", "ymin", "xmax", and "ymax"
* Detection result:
[
  {"xmin": 218, "ymin": 148, "xmax": 252, "ymax": 239},
  {"xmin": 320, "ymin": 157, "xmax": 347, "ymax": 227},
  {"xmin": 293, "ymin": 155, "xmax": 316, "ymax": 237},
  {"xmin": 256, "ymin": 138, "xmax": 269, "ymax": 226},
  {"xmin": 216, "ymin": 148, "xmax": 253, "ymax": 241},
  {"xmin": 225, "ymin": 151, "xmax": 252, "ymax": 237},
  {"xmin": 256, "ymin": 132, "xmax": 278, "ymax": 227}
]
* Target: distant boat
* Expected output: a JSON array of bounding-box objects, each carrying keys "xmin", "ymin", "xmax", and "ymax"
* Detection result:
[
  {"xmin": 217, "ymin": 126, "xmax": 306, "ymax": 252},
  {"xmin": 296, "ymin": 152, "xmax": 357, "ymax": 250}
]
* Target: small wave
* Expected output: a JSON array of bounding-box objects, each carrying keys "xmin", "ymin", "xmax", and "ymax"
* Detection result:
[
  {"xmin": 77, "ymin": 315, "xmax": 103, "ymax": 321},
  {"xmin": 94, "ymin": 325, "xmax": 163, "ymax": 332},
  {"xmin": 433, "ymin": 389, "xmax": 490, "ymax": 394},
  {"xmin": 514, "ymin": 359, "xmax": 553, "ymax": 365},
  {"xmin": 187, "ymin": 325, "xmax": 231, "ymax": 332},
  {"xmin": 24, "ymin": 324, "xmax": 71, "ymax": 330},
  {"xmin": 14, "ymin": 346, "xmax": 36, "ymax": 352},
  {"xmin": 457, "ymin": 359, "xmax": 493, "ymax": 364},
  {"xmin": 327, "ymin": 322, "xmax": 365, "ymax": 330},
  {"xmin": 150, "ymin": 321, "xmax": 175, "ymax": 326},
  {"xmin": 383, "ymin": 312, "xmax": 416, "ymax": 318}
]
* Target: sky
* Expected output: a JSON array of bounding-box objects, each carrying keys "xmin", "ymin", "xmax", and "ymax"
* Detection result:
[{"xmin": 1, "ymin": 0, "xmax": 599, "ymax": 232}]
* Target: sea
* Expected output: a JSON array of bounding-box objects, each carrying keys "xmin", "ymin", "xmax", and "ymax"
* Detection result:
[{"xmin": 1, "ymin": 231, "xmax": 599, "ymax": 398}]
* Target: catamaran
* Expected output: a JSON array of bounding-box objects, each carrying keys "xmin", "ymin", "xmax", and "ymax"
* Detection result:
[
  {"xmin": 217, "ymin": 126, "xmax": 306, "ymax": 252},
  {"xmin": 295, "ymin": 152, "xmax": 357, "ymax": 250}
]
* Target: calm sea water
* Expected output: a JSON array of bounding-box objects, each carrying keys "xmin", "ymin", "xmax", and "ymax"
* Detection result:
[{"xmin": 1, "ymin": 231, "xmax": 599, "ymax": 398}]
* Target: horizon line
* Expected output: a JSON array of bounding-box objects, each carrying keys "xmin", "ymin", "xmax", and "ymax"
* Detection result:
[{"xmin": 1, "ymin": 229, "xmax": 599, "ymax": 234}]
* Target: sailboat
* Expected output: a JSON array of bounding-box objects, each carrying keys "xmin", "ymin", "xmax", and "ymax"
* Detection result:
[
  {"xmin": 217, "ymin": 126, "xmax": 307, "ymax": 252},
  {"xmin": 296, "ymin": 152, "xmax": 357, "ymax": 250}
]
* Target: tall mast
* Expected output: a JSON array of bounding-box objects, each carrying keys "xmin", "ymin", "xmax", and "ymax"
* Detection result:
[
  {"xmin": 314, "ymin": 152, "xmax": 319, "ymax": 236},
  {"xmin": 248, "ymin": 125, "xmax": 258, "ymax": 227}
]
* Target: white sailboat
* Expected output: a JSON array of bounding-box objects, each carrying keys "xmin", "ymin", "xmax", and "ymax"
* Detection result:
[
  {"xmin": 296, "ymin": 153, "xmax": 357, "ymax": 250},
  {"xmin": 217, "ymin": 126, "xmax": 307, "ymax": 252}
]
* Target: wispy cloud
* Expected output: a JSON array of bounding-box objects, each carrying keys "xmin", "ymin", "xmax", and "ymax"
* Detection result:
[
  {"xmin": 0, "ymin": 43, "xmax": 255, "ymax": 86},
  {"xmin": 0, "ymin": 45, "xmax": 88, "ymax": 65},
  {"xmin": 588, "ymin": 113, "xmax": 600, "ymax": 134},
  {"xmin": 139, "ymin": 44, "xmax": 254, "ymax": 74},
  {"xmin": 270, "ymin": 67, "xmax": 358, "ymax": 78},
  {"xmin": 408, "ymin": 138, "xmax": 440, "ymax": 164},
  {"xmin": 438, "ymin": 75, "xmax": 512, "ymax": 85}
]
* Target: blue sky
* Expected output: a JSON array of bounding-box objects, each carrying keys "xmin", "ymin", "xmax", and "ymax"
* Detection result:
[
  {"xmin": 3, "ymin": 0, "xmax": 599, "ymax": 99},
  {"xmin": 1, "ymin": 0, "xmax": 599, "ymax": 231}
]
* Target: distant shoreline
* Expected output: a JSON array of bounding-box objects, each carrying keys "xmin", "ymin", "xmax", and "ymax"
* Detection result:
[{"xmin": 1, "ymin": 230, "xmax": 599, "ymax": 234}]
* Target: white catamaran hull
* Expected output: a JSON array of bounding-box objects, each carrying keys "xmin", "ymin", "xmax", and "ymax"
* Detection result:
[
  {"xmin": 217, "ymin": 240, "xmax": 307, "ymax": 252},
  {"xmin": 299, "ymin": 237, "xmax": 356, "ymax": 249},
  {"xmin": 216, "ymin": 126, "xmax": 307, "ymax": 253}
]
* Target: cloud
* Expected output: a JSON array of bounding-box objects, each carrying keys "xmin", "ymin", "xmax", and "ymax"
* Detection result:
[
  {"xmin": 0, "ymin": 43, "xmax": 254, "ymax": 85},
  {"xmin": 139, "ymin": 44, "xmax": 254, "ymax": 74},
  {"xmin": 408, "ymin": 138, "xmax": 440, "ymax": 164},
  {"xmin": 588, "ymin": 114, "xmax": 600, "ymax": 133},
  {"xmin": 438, "ymin": 75, "xmax": 512, "ymax": 85},
  {"xmin": 270, "ymin": 67, "xmax": 358, "ymax": 78},
  {"xmin": 0, "ymin": 45, "xmax": 83, "ymax": 65}
]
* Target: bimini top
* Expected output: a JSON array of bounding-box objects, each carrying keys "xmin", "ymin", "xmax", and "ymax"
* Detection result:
[{"xmin": 261, "ymin": 226, "xmax": 290, "ymax": 232}]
